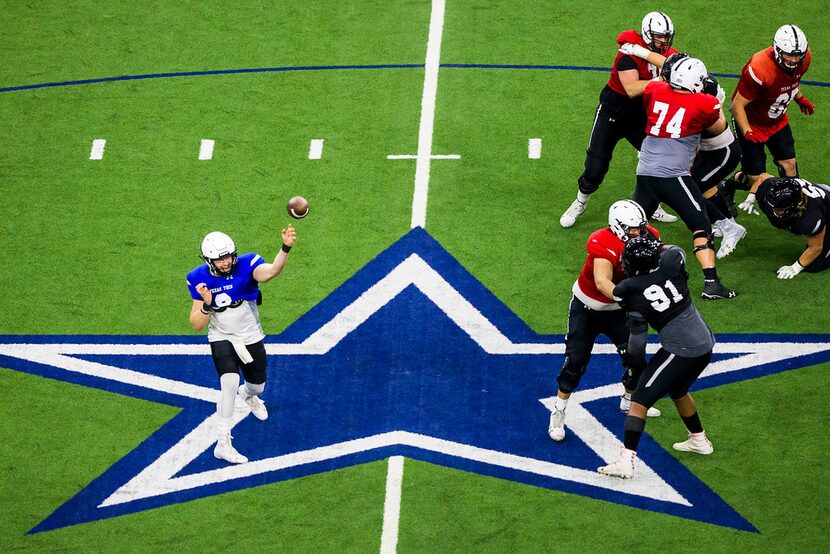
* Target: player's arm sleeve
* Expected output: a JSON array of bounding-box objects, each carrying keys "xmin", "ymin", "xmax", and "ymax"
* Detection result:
[
  {"xmin": 186, "ymin": 278, "xmax": 201, "ymax": 300},
  {"xmin": 626, "ymin": 311, "xmax": 649, "ymax": 360},
  {"xmin": 616, "ymin": 55, "xmax": 638, "ymax": 72}
]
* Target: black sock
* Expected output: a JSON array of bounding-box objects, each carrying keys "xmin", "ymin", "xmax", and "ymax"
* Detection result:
[
  {"xmin": 623, "ymin": 415, "xmax": 646, "ymax": 451},
  {"xmin": 703, "ymin": 268, "xmax": 718, "ymax": 281},
  {"xmin": 681, "ymin": 412, "xmax": 704, "ymax": 434}
]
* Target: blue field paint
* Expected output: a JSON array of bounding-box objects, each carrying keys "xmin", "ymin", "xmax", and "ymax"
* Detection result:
[
  {"xmin": 3, "ymin": 63, "xmax": 827, "ymax": 93},
  {"xmin": 2, "ymin": 228, "xmax": 829, "ymax": 534}
]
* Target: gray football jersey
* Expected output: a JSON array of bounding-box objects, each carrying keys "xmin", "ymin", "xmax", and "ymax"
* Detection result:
[{"xmin": 636, "ymin": 134, "xmax": 700, "ymax": 178}]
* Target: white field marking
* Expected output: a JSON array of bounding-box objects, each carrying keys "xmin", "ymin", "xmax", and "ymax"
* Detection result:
[
  {"xmin": 410, "ymin": 0, "xmax": 446, "ymax": 229},
  {"xmin": 308, "ymin": 139, "xmax": 324, "ymax": 160},
  {"xmin": 528, "ymin": 138, "xmax": 542, "ymax": 159},
  {"xmin": 198, "ymin": 139, "xmax": 215, "ymax": 160},
  {"xmin": 380, "ymin": 456, "xmax": 405, "ymax": 554},
  {"xmin": 98, "ymin": 428, "xmax": 687, "ymax": 508},
  {"xmin": 387, "ymin": 154, "xmax": 460, "ymax": 160},
  {"xmin": 0, "ymin": 347, "xmax": 217, "ymax": 402},
  {"xmin": 89, "ymin": 139, "xmax": 106, "ymax": 160}
]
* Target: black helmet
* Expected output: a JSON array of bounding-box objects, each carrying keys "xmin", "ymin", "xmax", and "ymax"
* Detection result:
[
  {"xmin": 701, "ymin": 75, "xmax": 719, "ymax": 97},
  {"xmin": 659, "ymin": 51, "xmax": 689, "ymax": 82},
  {"xmin": 764, "ymin": 178, "xmax": 806, "ymax": 223},
  {"xmin": 622, "ymin": 236, "xmax": 662, "ymax": 277}
]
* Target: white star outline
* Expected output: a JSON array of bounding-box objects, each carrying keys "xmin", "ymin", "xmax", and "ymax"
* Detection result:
[{"xmin": 2, "ymin": 254, "xmax": 829, "ymax": 517}]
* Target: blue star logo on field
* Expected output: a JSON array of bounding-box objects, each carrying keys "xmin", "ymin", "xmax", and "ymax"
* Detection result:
[{"xmin": 3, "ymin": 228, "xmax": 830, "ymax": 534}]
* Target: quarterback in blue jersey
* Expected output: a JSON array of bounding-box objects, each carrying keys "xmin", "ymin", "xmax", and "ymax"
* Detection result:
[{"xmin": 186, "ymin": 224, "xmax": 296, "ymax": 464}]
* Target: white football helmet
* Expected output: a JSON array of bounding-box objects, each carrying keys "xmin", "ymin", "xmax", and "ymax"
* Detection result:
[
  {"xmin": 669, "ymin": 57, "xmax": 708, "ymax": 93},
  {"xmin": 641, "ymin": 12, "xmax": 674, "ymax": 54},
  {"xmin": 201, "ymin": 231, "xmax": 238, "ymax": 276},
  {"xmin": 608, "ymin": 200, "xmax": 648, "ymax": 242},
  {"xmin": 773, "ymin": 24, "xmax": 808, "ymax": 72}
]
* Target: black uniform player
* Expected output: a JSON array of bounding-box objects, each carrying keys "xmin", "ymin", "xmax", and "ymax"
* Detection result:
[
  {"xmin": 757, "ymin": 176, "xmax": 830, "ymax": 277},
  {"xmin": 598, "ymin": 237, "xmax": 715, "ymax": 479}
]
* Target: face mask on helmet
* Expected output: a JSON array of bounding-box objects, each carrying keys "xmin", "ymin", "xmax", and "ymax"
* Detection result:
[
  {"xmin": 669, "ymin": 57, "xmax": 708, "ymax": 93},
  {"xmin": 773, "ymin": 24, "xmax": 808, "ymax": 72},
  {"xmin": 641, "ymin": 11, "xmax": 675, "ymax": 54},
  {"xmin": 659, "ymin": 51, "xmax": 689, "ymax": 82},
  {"xmin": 201, "ymin": 231, "xmax": 238, "ymax": 276},
  {"xmin": 622, "ymin": 236, "xmax": 662, "ymax": 277},
  {"xmin": 608, "ymin": 200, "xmax": 648, "ymax": 242},
  {"xmin": 765, "ymin": 178, "xmax": 807, "ymax": 223}
]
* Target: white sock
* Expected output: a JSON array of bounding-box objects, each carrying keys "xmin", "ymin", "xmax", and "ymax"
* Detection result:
[
  {"xmin": 554, "ymin": 395, "xmax": 568, "ymax": 412},
  {"xmin": 244, "ymin": 381, "xmax": 265, "ymax": 398},
  {"xmin": 577, "ymin": 192, "xmax": 590, "ymax": 204},
  {"xmin": 216, "ymin": 415, "xmax": 232, "ymax": 441},
  {"xmin": 217, "ymin": 373, "xmax": 240, "ymax": 418}
]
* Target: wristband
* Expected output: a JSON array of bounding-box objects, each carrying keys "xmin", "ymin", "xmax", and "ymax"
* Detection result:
[
  {"xmin": 201, "ymin": 302, "xmax": 212, "ymax": 315},
  {"xmin": 281, "ymin": 243, "xmax": 292, "ymax": 253},
  {"xmin": 795, "ymin": 260, "xmax": 805, "ymax": 269}
]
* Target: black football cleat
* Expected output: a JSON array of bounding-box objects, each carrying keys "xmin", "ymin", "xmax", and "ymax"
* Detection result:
[{"xmin": 701, "ymin": 280, "xmax": 738, "ymax": 300}]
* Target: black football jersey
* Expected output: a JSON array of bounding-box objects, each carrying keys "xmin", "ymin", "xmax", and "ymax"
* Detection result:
[
  {"xmin": 758, "ymin": 178, "xmax": 830, "ymax": 236},
  {"xmin": 613, "ymin": 246, "xmax": 692, "ymax": 331}
]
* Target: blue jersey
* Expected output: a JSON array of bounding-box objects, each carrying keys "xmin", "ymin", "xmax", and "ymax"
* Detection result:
[{"xmin": 186, "ymin": 253, "xmax": 266, "ymax": 309}]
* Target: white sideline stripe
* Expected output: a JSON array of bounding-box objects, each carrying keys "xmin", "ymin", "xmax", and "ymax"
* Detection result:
[
  {"xmin": 199, "ymin": 139, "xmax": 215, "ymax": 160},
  {"xmin": 89, "ymin": 139, "xmax": 106, "ymax": 160},
  {"xmin": 380, "ymin": 456, "xmax": 405, "ymax": 554},
  {"xmin": 410, "ymin": 0, "xmax": 446, "ymax": 229},
  {"xmin": 308, "ymin": 139, "xmax": 324, "ymax": 160},
  {"xmin": 528, "ymin": 138, "xmax": 542, "ymax": 159},
  {"xmin": 387, "ymin": 154, "xmax": 460, "ymax": 160}
]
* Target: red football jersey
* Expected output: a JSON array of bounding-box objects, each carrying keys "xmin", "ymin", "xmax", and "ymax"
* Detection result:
[
  {"xmin": 643, "ymin": 80, "xmax": 720, "ymax": 138},
  {"xmin": 607, "ymin": 30, "xmax": 679, "ymax": 96},
  {"xmin": 576, "ymin": 226, "xmax": 660, "ymax": 305},
  {"xmin": 734, "ymin": 46, "xmax": 812, "ymax": 135}
]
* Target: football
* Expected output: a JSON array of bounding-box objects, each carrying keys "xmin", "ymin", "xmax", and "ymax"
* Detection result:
[{"xmin": 286, "ymin": 196, "xmax": 310, "ymax": 219}]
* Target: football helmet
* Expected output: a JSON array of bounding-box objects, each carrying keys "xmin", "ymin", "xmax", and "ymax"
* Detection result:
[
  {"xmin": 608, "ymin": 200, "xmax": 648, "ymax": 242},
  {"xmin": 669, "ymin": 57, "xmax": 707, "ymax": 93},
  {"xmin": 659, "ymin": 51, "xmax": 689, "ymax": 82},
  {"xmin": 201, "ymin": 231, "xmax": 238, "ymax": 276},
  {"xmin": 764, "ymin": 178, "xmax": 807, "ymax": 223},
  {"xmin": 701, "ymin": 74, "xmax": 719, "ymax": 97},
  {"xmin": 773, "ymin": 25, "xmax": 808, "ymax": 72},
  {"xmin": 622, "ymin": 236, "xmax": 662, "ymax": 277},
  {"xmin": 641, "ymin": 12, "xmax": 674, "ymax": 54}
]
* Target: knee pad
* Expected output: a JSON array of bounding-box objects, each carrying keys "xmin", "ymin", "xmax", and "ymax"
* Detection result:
[
  {"xmin": 775, "ymin": 161, "xmax": 799, "ymax": 178},
  {"xmin": 692, "ymin": 230, "xmax": 714, "ymax": 253}
]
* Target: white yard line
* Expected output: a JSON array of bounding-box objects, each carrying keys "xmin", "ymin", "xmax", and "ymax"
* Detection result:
[
  {"xmin": 410, "ymin": 0, "xmax": 446, "ymax": 229},
  {"xmin": 388, "ymin": 154, "xmax": 460, "ymax": 160},
  {"xmin": 380, "ymin": 456, "xmax": 405, "ymax": 554},
  {"xmin": 89, "ymin": 139, "xmax": 106, "ymax": 160},
  {"xmin": 308, "ymin": 139, "xmax": 324, "ymax": 159},
  {"xmin": 198, "ymin": 139, "xmax": 215, "ymax": 160},
  {"xmin": 528, "ymin": 138, "xmax": 542, "ymax": 159}
]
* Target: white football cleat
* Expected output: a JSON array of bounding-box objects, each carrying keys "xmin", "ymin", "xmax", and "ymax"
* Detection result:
[
  {"xmin": 238, "ymin": 384, "xmax": 268, "ymax": 421},
  {"xmin": 598, "ymin": 446, "xmax": 636, "ymax": 479},
  {"xmin": 673, "ymin": 431, "xmax": 714, "ymax": 455},
  {"xmin": 214, "ymin": 433, "xmax": 248, "ymax": 464},
  {"xmin": 652, "ymin": 205, "xmax": 678, "ymax": 223},
  {"xmin": 560, "ymin": 199, "xmax": 587, "ymax": 228},
  {"xmin": 618, "ymin": 395, "xmax": 661, "ymax": 417},
  {"xmin": 548, "ymin": 408, "xmax": 566, "ymax": 441},
  {"xmin": 716, "ymin": 221, "xmax": 747, "ymax": 259}
]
